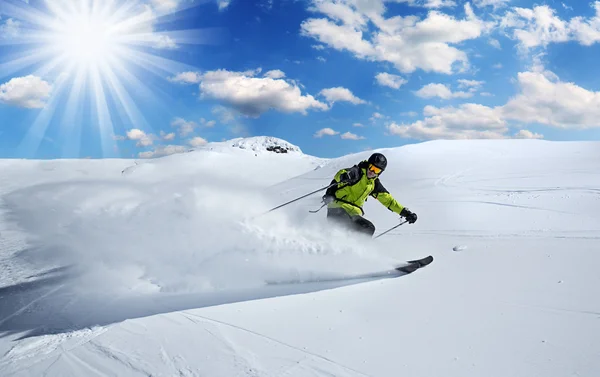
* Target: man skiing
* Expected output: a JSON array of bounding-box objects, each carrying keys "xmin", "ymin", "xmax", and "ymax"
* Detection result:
[{"xmin": 321, "ymin": 152, "xmax": 417, "ymax": 237}]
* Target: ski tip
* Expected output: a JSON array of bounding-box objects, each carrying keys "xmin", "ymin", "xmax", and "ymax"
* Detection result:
[{"xmin": 395, "ymin": 255, "xmax": 434, "ymax": 273}]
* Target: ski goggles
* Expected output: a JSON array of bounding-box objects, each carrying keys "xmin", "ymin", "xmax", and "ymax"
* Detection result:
[{"xmin": 368, "ymin": 164, "xmax": 382, "ymax": 175}]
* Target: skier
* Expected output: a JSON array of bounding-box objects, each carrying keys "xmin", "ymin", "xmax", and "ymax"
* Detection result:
[{"xmin": 321, "ymin": 152, "xmax": 417, "ymax": 237}]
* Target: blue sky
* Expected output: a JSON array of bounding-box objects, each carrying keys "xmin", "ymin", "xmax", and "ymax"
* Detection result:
[{"xmin": 1, "ymin": 0, "xmax": 600, "ymax": 159}]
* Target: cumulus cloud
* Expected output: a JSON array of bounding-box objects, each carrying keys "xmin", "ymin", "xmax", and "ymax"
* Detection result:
[
  {"xmin": 314, "ymin": 127, "xmax": 339, "ymax": 138},
  {"xmin": 389, "ymin": 65, "xmax": 600, "ymax": 140},
  {"xmin": 126, "ymin": 128, "xmax": 154, "ymax": 147},
  {"xmin": 422, "ymin": 0, "xmax": 456, "ymax": 8},
  {"xmin": 152, "ymin": 35, "xmax": 178, "ymax": 49},
  {"xmin": 217, "ymin": 0, "xmax": 232, "ymax": 11},
  {"xmin": 457, "ymin": 79, "xmax": 485, "ymax": 89},
  {"xmin": 301, "ymin": 2, "xmax": 493, "ymax": 74},
  {"xmin": 375, "ymin": 72, "xmax": 408, "ymax": 89},
  {"xmin": 341, "ymin": 131, "xmax": 365, "ymax": 140},
  {"xmin": 198, "ymin": 69, "xmax": 329, "ymax": 116},
  {"xmin": 488, "ymin": 38, "xmax": 501, "ymax": 49},
  {"xmin": 160, "ymin": 131, "xmax": 176, "ymax": 141},
  {"xmin": 264, "ymin": 69, "xmax": 285, "ymax": 79},
  {"xmin": 514, "ymin": 130, "xmax": 544, "ymax": 139},
  {"xmin": 171, "ymin": 117, "xmax": 198, "ymax": 136},
  {"xmin": 169, "ymin": 71, "xmax": 203, "ymax": 84},
  {"xmin": 200, "ymin": 118, "xmax": 217, "ymax": 127},
  {"xmin": 473, "ymin": 0, "xmax": 510, "ymax": 9},
  {"xmin": 189, "ymin": 136, "xmax": 208, "ymax": 147},
  {"xmin": 388, "ymin": 103, "xmax": 507, "ymax": 140},
  {"xmin": 501, "ymin": 71, "xmax": 600, "ymax": 129},
  {"xmin": 501, "ymin": 2, "xmax": 600, "ymax": 50},
  {"xmin": 319, "ymin": 87, "xmax": 366, "ymax": 105},
  {"xmin": 415, "ymin": 83, "xmax": 473, "ymax": 99},
  {"xmin": 0, "ymin": 18, "xmax": 20, "ymax": 39},
  {"xmin": 0, "ymin": 75, "xmax": 52, "ymax": 108},
  {"xmin": 139, "ymin": 145, "xmax": 188, "ymax": 158}
]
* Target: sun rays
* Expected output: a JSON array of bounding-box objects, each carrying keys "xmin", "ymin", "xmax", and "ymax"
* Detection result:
[{"xmin": 0, "ymin": 0, "xmax": 217, "ymax": 158}]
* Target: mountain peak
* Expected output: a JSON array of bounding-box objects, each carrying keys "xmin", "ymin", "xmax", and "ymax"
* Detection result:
[{"xmin": 228, "ymin": 136, "xmax": 302, "ymax": 154}]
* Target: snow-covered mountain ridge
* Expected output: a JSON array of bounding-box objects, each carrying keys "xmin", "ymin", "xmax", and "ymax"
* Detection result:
[{"xmin": 198, "ymin": 135, "xmax": 304, "ymax": 155}]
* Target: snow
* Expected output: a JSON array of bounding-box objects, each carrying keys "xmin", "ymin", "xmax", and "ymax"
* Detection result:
[{"xmin": 1, "ymin": 138, "xmax": 599, "ymax": 376}]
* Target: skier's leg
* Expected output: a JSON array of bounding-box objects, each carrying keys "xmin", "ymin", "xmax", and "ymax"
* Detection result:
[
  {"xmin": 351, "ymin": 216, "xmax": 376, "ymax": 237},
  {"xmin": 326, "ymin": 207, "xmax": 354, "ymax": 229}
]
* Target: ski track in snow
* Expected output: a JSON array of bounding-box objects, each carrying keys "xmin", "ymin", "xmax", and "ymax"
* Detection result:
[{"xmin": 1, "ymin": 139, "xmax": 600, "ymax": 376}]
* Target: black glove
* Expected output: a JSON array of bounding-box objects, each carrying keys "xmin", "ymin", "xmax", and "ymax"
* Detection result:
[
  {"xmin": 322, "ymin": 194, "xmax": 335, "ymax": 204},
  {"xmin": 400, "ymin": 208, "xmax": 417, "ymax": 224}
]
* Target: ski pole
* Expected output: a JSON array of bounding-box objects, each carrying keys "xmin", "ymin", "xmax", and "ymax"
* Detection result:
[
  {"xmin": 258, "ymin": 182, "xmax": 338, "ymax": 217},
  {"xmin": 374, "ymin": 219, "xmax": 408, "ymax": 239}
]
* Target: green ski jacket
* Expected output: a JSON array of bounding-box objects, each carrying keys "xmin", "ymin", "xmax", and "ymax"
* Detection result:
[{"xmin": 325, "ymin": 160, "xmax": 405, "ymax": 217}]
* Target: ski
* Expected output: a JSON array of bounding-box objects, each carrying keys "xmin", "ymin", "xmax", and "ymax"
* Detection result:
[
  {"xmin": 395, "ymin": 255, "xmax": 434, "ymax": 274},
  {"xmin": 266, "ymin": 255, "xmax": 434, "ymax": 285}
]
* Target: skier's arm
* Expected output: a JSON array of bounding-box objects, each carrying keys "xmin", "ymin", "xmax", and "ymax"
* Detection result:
[
  {"xmin": 371, "ymin": 179, "xmax": 405, "ymax": 214},
  {"xmin": 325, "ymin": 166, "xmax": 360, "ymax": 197}
]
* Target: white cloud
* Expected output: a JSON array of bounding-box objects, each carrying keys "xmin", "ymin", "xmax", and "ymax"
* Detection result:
[
  {"xmin": 489, "ymin": 38, "xmax": 501, "ymax": 49},
  {"xmin": 514, "ymin": 130, "xmax": 544, "ymax": 139},
  {"xmin": 126, "ymin": 128, "xmax": 154, "ymax": 147},
  {"xmin": 189, "ymin": 136, "xmax": 208, "ymax": 147},
  {"xmin": 370, "ymin": 112, "xmax": 387, "ymax": 123},
  {"xmin": 0, "ymin": 18, "xmax": 20, "ymax": 39},
  {"xmin": 160, "ymin": 131, "xmax": 176, "ymax": 141},
  {"xmin": 301, "ymin": 2, "xmax": 493, "ymax": 74},
  {"xmin": 171, "ymin": 117, "xmax": 197, "ymax": 136},
  {"xmin": 501, "ymin": 71, "xmax": 600, "ymax": 129},
  {"xmin": 319, "ymin": 87, "xmax": 366, "ymax": 105},
  {"xmin": 169, "ymin": 71, "xmax": 203, "ymax": 84},
  {"xmin": 314, "ymin": 127, "xmax": 339, "ymax": 138},
  {"xmin": 151, "ymin": 0, "xmax": 179, "ymax": 12},
  {"xmin": 457, "ymin": 79, "xmax": 484, "ymax": 89},
  {"xmin": 353, "ymin": 122, "xmax": 364, "ymax": 127},
  {"xmin": 198, "ymin": 69, "xmax": 329, "ymax": 116},
  {"xmin": 200, "ymin": 118, "xmax": 217, "ymax": 127},
  {"xmin": 309, "ymin": 0, "xmax": 368, "ymax": 28},
  {"xmin": 139, "ymin": 145, "xmax": 187, "ymax": 158},
  {"xmin": 501, "ymin": 2, "xmax": 600, "ymax": 49},
  {"xmin": 473, "ymin": 0, "xmax": 510, "ymax": 8},
  {"xmin": 390, "ymin": 66, "xmax": 600, "ymax": 141},
  {"xmin": 264, "ymin": 69, "xmax": 286, "ymax": 79},
  {"xmin": 300, "ymin": 18, "xmax": 375, "ymax": 57},
  {"xmin": 415, "ymin": 83, "xmax": 473, "ymax": 99},
  {"xmin": 152, "ymin": 35, "xmax": 178, "ymax": 49},
  {"xmin": 493, "ymin": 63, "xmax": 503, "ymax": 69},
  {"xmin": 0, "ymin": 75, "xmax": 52, "ymax": 108},
  {"xmin": 388, "ymin": 103, "xmax": 507, "ymax": 140},
  {"xmin": 375, "ymin": 72, "xmax": 408, "ymax": 89},
  {"xmin": 422, "ymin": 0, "xmax": 456, "ymax": 9},
  {"xmin": 217, "ymin": 0, "xmax": 232, "ymax": 11},
  {"xmin": 341, "ymin": 131, "xmax": 365, "ymax": 140}
]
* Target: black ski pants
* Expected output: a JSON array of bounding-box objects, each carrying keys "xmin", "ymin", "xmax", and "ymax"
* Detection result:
[{"xmin": 326, "ymin": 207, "xmax": 376, "ymax": 237}]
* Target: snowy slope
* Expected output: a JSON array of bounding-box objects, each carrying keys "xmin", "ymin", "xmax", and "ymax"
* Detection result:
[{"xmin": 1, "ymin": 138, "xmax": 599, "ymax": 377}]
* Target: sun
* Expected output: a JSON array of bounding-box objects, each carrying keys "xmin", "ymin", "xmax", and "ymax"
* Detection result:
[
  {"xmin": 0, "ymin": 0, "xmax": 214, "ymax": 158},
  {"xmin": 59, "ymin": 16, "xmax": 116, "ymax": 66}
]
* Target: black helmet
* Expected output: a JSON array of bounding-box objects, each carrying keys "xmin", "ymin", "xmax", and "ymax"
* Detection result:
[{"xmin": 368, "ymin": 153, "xmax": 387, "ymax": 171}]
